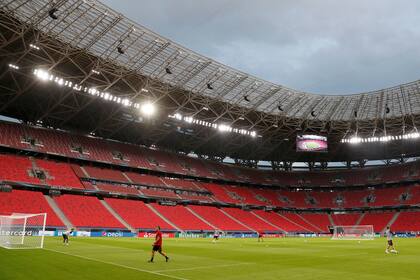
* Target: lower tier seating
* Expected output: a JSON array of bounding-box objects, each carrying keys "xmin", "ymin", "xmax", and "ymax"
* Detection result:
[
  {"xmin": 105, "ymin": 198, "xmax": 174, "ymax": 230},
  {"xmin": 54, "ymin": 194, "xmax": 124, "ymax": 228},
  {"xmin": 152, "ymin": 204, "xmax": 214, "ymax": 230},
  {"xmin": 222, "ymin": 207, "xmax": 278, "ymax": 231},
  {"xmin": 188, "ymin": 205, "xmax": 249, "ymax": 231},
  {"xmin": 252, "ymin": 211, "xmax": 309, "ymax": 232},
  {"xmin": 358, "ymin": 212, "xmax": 394, "ymax": 232},
  {"xmin": 391, "ymin": 212, "xmax": 420, "ymax": 232},
  {"xmin": 0, "ymin": 189, "xmax": 419, "ymax": 233},
  {"xmin": 0, "ymin": 189, "xmax": 63, "ymax": 226}
]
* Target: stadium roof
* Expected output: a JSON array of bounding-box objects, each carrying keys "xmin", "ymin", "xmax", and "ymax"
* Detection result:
[{"xmin": 2, "ymin": 0, "xmax": 420, "ymax": 164}]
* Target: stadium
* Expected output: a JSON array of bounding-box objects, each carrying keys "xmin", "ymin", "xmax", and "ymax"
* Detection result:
[{"xmin": 0, "ymin": 0, "xmax": 419, "ymax": 279}]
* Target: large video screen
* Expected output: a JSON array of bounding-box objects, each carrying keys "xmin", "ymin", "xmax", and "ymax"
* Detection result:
[{"xmin": 296, "ymin": 135, "xmax": 328, "ymax": 152}]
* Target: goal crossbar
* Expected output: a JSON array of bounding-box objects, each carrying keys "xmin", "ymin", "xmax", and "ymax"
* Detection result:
[
  {"xmin": 331, "ymin": 225, "xmax": 374, "ymax": 240},
  {"xmin": 0, "ymin": 213, "xmax": 47, "ymax": 249}
]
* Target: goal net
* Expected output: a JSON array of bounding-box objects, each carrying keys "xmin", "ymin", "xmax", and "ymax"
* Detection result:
[
  {"xmin": 0, "ymin": 213, "xmax": 47, "ymax": 249},
  {"xmin": 331, "ymin": 225, "xmax": 374, "ymax": 240}
]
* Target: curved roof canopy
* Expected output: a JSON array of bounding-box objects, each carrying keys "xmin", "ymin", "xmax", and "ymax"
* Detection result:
[{"xmin": 4, "ymin": 0, "xmax": 420, "ymax": 122}]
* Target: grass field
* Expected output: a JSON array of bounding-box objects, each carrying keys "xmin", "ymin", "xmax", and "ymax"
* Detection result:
[{"xmin": 0, "ymin": 237, "xmax": 418, "ymax": 280}]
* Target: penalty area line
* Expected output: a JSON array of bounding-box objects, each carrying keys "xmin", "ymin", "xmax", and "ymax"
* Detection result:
[{"xmin": 44, "ymin": 248, "xmax": 189, "ymax": 280}]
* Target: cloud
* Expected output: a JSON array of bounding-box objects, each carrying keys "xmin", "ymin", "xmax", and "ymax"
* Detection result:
[{"xmin": 101, "ymin": 0, "xmax": 420, "ymax": 94}]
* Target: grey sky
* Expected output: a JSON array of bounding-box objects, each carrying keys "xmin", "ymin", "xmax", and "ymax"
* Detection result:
[{"xmin": 101, "ymin": 0, "xmax": 420, "ymax": 95}]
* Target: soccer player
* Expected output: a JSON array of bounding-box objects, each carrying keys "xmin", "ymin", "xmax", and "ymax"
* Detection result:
[
  {"xmin": 385, "ymin": 226, "xmax": 398, "ymax": 254},
  {"xmin": 149, "ymin": 226, "xmax": 169, "ymax": 263},
  {"xmin": 258, "ymin": 231, "xmax": 264, "ymax": 242},
  {"xmin": 212, "ymin": 230, "xmax": 220, "ymax": 243},
  {"xmin": 62, "ymin": 228, "xmax": 74, "ymax": 245}
]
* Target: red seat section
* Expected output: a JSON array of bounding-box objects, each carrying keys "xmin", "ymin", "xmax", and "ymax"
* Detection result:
[
  {"xmin": 82, "ymin": 166, "xmax": 128, "ymax": 182},
  {"xmin": 202, "ymin": 183, "xmax": 242, "ymax": 204},
  {"xmin": 152, "ymin": 204, "xmax": 213, "ymax": 230},
  {"xmin": 359, "ymin": 212, "xmax": 394, "ymax": 232},
  {"xmin": 138, "ymin": 187, "xmax": 179, "ymax": 199},
  {"xmin": 35, "ymin": 159, "xmax": 83, "ymax": 189},
  {"xmin": 105, "ymin": 198, "xmax": 174, "ymax": 230},
  {"xmin": 54, "ymin": 194, "xmax": 124, "ymax": 228},
  {"xmin": 125, "ymin": 173, "xmax": 164, "ymax": 186},
  {"xmin": 252, "ymin": 210, "xmax": 309, "ymax": 232},
  {"xmin": 93, "ymin": 182, "xmax": 139, "ymax": 195},
  {"xmin": 0, "ymin": 154, "xmax": 40, "ymax": 185},
  {"xmin": 0, "ymin": 189, "xmax": 63, "ymax": 226},
  {"xmin": 3, "ymin": 121, "xmax": 420, "ymax": 187},
  {"xmin": 391, "ymin": 212, "xmax": 420, "ymax": 232},
  {"xmin": 188, "ymin": 205, "xmax": 248, "ymax": 231},
  {"xmin": 300, "ymin": 213, "xmax": 331, "ymax": 232},
  {"xmin": 331, "ymin": 213, "xmax": 361, "ymax": 226},
  {"xmin": 281, "ymin": 213, "xmax": 319, "ymax": 232},
  {"xmin": 222, "ymin": 207, "xmax": 277, "ymax": 231}
]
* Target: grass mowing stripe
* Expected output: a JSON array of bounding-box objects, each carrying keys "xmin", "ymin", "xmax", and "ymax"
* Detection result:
[
  {"xmin": 155, "ymin": 262, "xmax": 255, "ymax": 272},
  {"xmin": 44, "ymin": 248, "xmax": 189, "ymax": 280}
]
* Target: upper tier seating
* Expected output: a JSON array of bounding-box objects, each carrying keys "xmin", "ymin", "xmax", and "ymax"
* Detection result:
[
  {"xmin": 0, "ymin": 154, "xmax": 40, "ymax": 185},
  {"xmin": 152, "ymin": 204, "xmax": 213, "ymax": 230},
  {"xmin": 35, "ymin": 159, "xmax": 84, "ymax": 189},
  {"xmin": 105, "ymin": 198, "xmax": 174, "ymax": 230},
  {"xmin": 2, "ymin": 121, "xmax": 420, "ymax": 187},
  {"xmin": 125, "ymin": 173, "xmax": 164, "ymax": 186},
  {"xmin": 81, "ymin": 166, "xmax": 128, "ymax": 182},
  {"xmin": 54, "ymin": 194, "xmax": 124, "ymax": 228},
  {"xmin": 85, "ymin": 182, "xmax": 140, "ymax": 195},
  {"xmin": 0, "ymin": 189, "xmax": 64, "ymax": 226}
]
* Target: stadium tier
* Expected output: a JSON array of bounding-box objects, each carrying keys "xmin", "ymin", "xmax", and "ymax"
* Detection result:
[
  {"xmin": 54, "ymin": 194, "xmax": 125, "ymax": 229},
  {"xmin": 1, "ymin": 155, "xmax": 420, "ymax": 209},
  {"xmin": 1, "ymin": 124, "xmax": 420, "ymax": 233},
  {"xmin": 2, "ymin": 122, "xmax": 420, "ymax": 188},
  {"xmin": 152, "ymin": 204, "xmax": 214, "ymax": 231},
  {"xmin": 0, "ymin": 189, "xmax": 63, "ymax": 227},
  {"xmin": 104, "ymin": 198, "xmax": 175, "ymax": 230}
]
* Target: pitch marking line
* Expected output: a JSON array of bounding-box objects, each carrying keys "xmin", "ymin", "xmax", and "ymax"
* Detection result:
[
  {"xmin": 156, "ymin": 262, "xmax": 254, "ymax": 272},
  {"xmin": 44, "ymin": 248, "xmax": 189, "ymax": 280}
]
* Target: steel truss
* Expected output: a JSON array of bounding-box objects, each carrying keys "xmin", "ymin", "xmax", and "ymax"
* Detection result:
[{"xmin": 1, "ymin": 0, "xmax": 420, "ymax": 165}]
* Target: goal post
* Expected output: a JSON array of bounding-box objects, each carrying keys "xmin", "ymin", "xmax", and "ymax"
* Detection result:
[
  {"xmin": 0, "ymin": 213, "xmax": 47, "ymax": 249},
  {"xmin": 331, "ymin": 225, "xmax": 374, "ymax": 240}
]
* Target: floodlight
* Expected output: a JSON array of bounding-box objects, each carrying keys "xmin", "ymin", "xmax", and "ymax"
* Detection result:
[
  {"xmin": 140, "ymin": 102, "xmax": 156, "ymax": 116},
  {"xmin": 34, "ymin": 69, "xmax": 49, "ymax": 81},
  {"xmin": 8, "ymin": 64, "xmax": 19, "ymax": 70}
]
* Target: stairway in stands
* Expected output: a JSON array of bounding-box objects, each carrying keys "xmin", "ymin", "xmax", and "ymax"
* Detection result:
[
  {"xmin": 384, "ymin": 212, "xmax": 400, "ymax": 232},
  {"xmin": 99, "ymin": 199, "xmax": 135, "ymax": 232},
  {"xmin": 146, "ymin": 204, "xmax": 182, "ymax": 232},
  {"xmin": 44, "ymin": 195, "xmax": 73, "ymax": 229}
]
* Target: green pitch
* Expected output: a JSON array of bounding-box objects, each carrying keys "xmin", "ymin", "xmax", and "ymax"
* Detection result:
[{"xmin": 0, "ymin": 237, "xmax": 418, "ymax": 280}]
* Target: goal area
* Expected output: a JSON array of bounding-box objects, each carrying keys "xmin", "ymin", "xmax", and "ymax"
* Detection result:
[
  {"xmin": 0, "ymin": 213, "xmax": 47, "ymax": 249},
  {"xmin": 331, "ymin": 225, "xmax": 374, "ymax": 240}
]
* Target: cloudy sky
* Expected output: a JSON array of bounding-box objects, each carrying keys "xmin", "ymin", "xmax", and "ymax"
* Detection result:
[{"xmin": 102, "ymin": 0, "xmax": 420, "ymax": 95}]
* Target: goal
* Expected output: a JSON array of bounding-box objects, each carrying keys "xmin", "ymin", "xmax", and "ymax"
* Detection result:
[
  {"xmin": 0, "ymin": 213, "xmax": 47, "ymax": 249},
  {"xmin": 331, "ymin": 225, "xmax": 374, "ymax": 240}
]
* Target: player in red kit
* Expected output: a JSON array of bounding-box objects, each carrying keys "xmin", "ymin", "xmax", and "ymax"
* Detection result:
[
  {"xmin": 148, "ymin": 226, "xmax": 169, "ymax": 263},
  {"xmin": 258, "ymin": 231, "xmax": 264, "ymax": 242}
]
